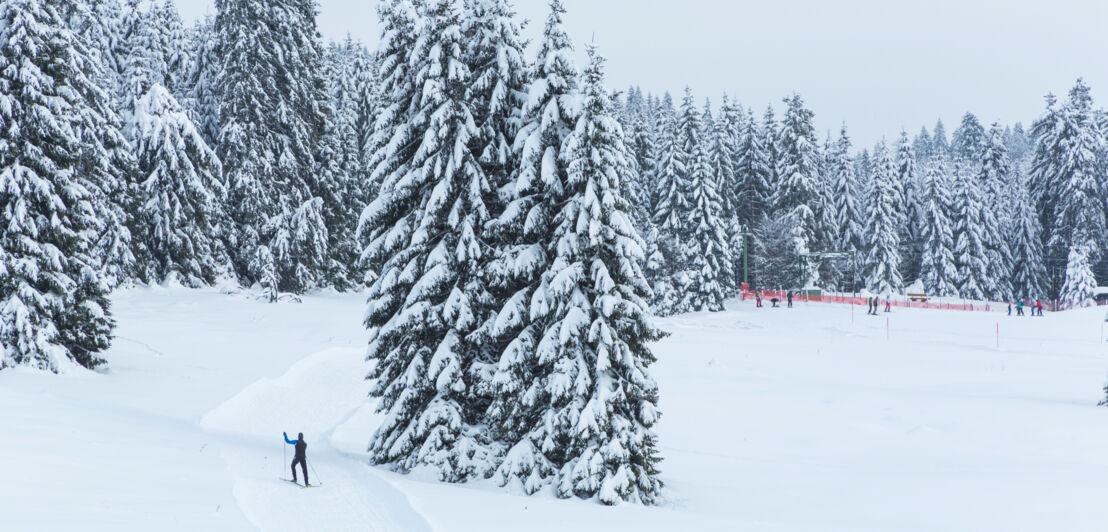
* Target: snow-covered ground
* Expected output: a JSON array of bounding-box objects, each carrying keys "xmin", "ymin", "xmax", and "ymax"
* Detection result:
[{"xmin": 4, "ymin": 288, "xmax": 1108, "ymax": 531}]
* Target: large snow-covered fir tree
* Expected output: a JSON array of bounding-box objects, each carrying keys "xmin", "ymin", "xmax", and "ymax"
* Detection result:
[
  {"xmin": 734, "ymin": 107, "xmax": 772, "ymax": 229},
  {"xmin": 1028, "ymin": 93, "xmax": 1064, "ymax": 267},
  {"xmin": 951, "ymin": 160, "xmax": 989, "ymax": 300},
  {"xmin": 1051, "ymin": 80, "xmax": 1105, "ymax": 306},
  {"xmin": 315, "ymin": 37, "xmax": 375, "ymax": 290},
  {"xmin": 977, "ymin": 124, "xmax": 1015, "ymax": 300},
  {"xmin": 361, "ymin": 0, "xmax": 499, "ymax": 481},
  {"xmin": 486, "ymin": 0, "xmax": 581, "ymax": 492},
  {"xmin": 0, "ymin": 0, "xmax": 115, "ymax": 372},
  {"xmin": 359, "ymin": 0, "xmax": 420, "ymax": 261},
  {"xmin": 772, "ymin": 94, "xmax": 820, "ymax": 240},
  {"xmin": 918, "ymin": 159, "xmax": 958, "ymax": 297},
  {"xmin": 895, "ymin": 130, "xmax": 922, "ymax": 284},
  {"xmin": 213, "ymin": 0, "xmax": 329, "ymax": 288},
  {"xmin": 863, "ymin": 143, "xmax": 903, "ymax": 295},
  {"xmin": 184, "ymin": 15, "xmax": 221, "ymax": 146},
  {"xmin": 950, "ymin": 112, "xmax": 987, "ymax": 163},
  {"xmin": 527, "ymin": 43, "xmax": 663, "ymax": 505},
  {"xmin": 124, "ymin": 85, "xmax": 230, "ymax": 287},
  {"xmin": 830, "ymin": 125, "xmax": 864, "ymax": 289},
  {"xmin": 62, "ymin": 0, "xmax": 141, "ymax": 289},
  {"xmin": 1008, "ymin": 180, "xmax": 1047, "ymax": 300},
  {"xmin": 678, "ymin": 102, "xmax": 731, "ymax": 311}
]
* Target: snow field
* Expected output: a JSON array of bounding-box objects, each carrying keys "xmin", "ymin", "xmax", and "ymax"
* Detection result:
[{"xmin": 3, "ymin": 289, "xmax": 1108, "ymax": 531}]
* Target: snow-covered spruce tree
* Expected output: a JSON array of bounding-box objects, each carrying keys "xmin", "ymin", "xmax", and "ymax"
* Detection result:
[
  {"xmin": 0, "ymin": 0, "xmax": 114, "ymax": 372},
  {"xmin": 624, "ymin": 91, "xmax": 658, "ymax": 230},
  {"xmin": 752, "ymin": 211, "xmax": 803, "ymax": 290},
  {"xmin": 652, "ymin": 95, "xmax": 688, "ymax": 244},
  {"xmin": 714, "ymin": 95, "xmax": 741, "ymax": 221},
  {"xmin": 1028, "ymin": 94, "xmax": 1065, "ymax": 288},
  {"xmin": 362, "ymin": 0, "xmax": 498, "ymax": 482},
  {"xmin": 350, "ymin": 43, "xmax": 378, "ymax": 193},
  {"xmin": 716, "ymin": 96, "xmax": 747, "ymax": 290},
  {"xmin": 315, "ymin": 38, "xmax": 369, "ymax": 290},
  {"xmin": 66, "ymin": 0, "xmax": 123, "ymax": 94},
  {"xmin": 773, "ymin": 94, "xmax": 821, "ymax": 286},
  {"xmin": 913, "ymin": 125, "xmax": 933, "ymax": 165},
  {"xmin": 761, "ymin": 105, "xmax": 778, "ymax": 207},
  {"xmin": 465, "ymin": 0, "xmax": 528, "ymax": 195},
  {"xmin": 463, "ymin": 0, "xmax": 530, "ymax": 361},
  {"xmin": 813, "ymin": 133, "xmax": 840, "ymax": 288},
  {"xmin": 184, "ymin": 15, "xmax": 220, "ymax": 146},
  {"xmin": 125, "ymin": 84, "xmax": 230, "ymax": 287},
  {"xmin": 544, "ymin": 44, "xmax": 663, "ymax": 505},
  {"xmin": 648, "ymin": 92, "xmax": 692, "ymax": 312},
  {"xmin": 831, "ymin": 125, "xmax": 864, "ymax": 289},
  {"xmin": 978, "ymin": 124, "xmax": 1015, "ymax": 300},
  {"xmin": 931, "ymin": 119, "xmax": 949, "ymax": 160},
  {"xmin": 270, "ymin": 197, "xmax": 329, "ymax": 293},
  {"xmin": 863, "ymin": 142, "xmax": 903, "ymax": 295},
  {"xmin": 950, "ymin": 112, "xmax": 986, "ymax": 163},
  {"xmin": 1052, "ymin": 80, "xmax": 1106, "ymax": 306},
  {"xmin": 895, "ymin": 130, "xmax": 922, "ymax": 284},
  {"xmin": 252, "ymin": 246, "xmax": 279, "ymax": 303},
  {"xmin": 487, "ymin": 0, "xmax": 580, "ymax": 490},
  {"xmin": 918, "ymin": 159, "xmax": 958, "ymax": 297},
  {"xmin": 214, "ymin": 0, "xmax": 328, "ymax": 287},
  {"xmin": 735, "ymin": 107, "xmax": 772, "ymax": 230},
  {"xmin": 63, "ymin": 0, "xmax": 141, "ymax": 289},
  {"xmin": 149, "ymin": 0, "xmax": 192, "ymax": 97},
  {"xmin": 1006, "ymin": 122, "xmax": 1033, "ymax": 164},
  {"xmin": 951, "ymin": 159, "xmax": 989, "ymax": 300},
  {"xmin": 358, "ymin": 0, "xmax": 419, "ymax": 282},
  {"xmin": 113, "ymin": 0, "xmax": 163, "ymax": 115},
  {"xmin": 1008, "ymin": 180, "xmax": 1047, "ymax": 300},
  {"xmin": 677, "ymin": 101, "xmax": 731, "ymax": 311}
]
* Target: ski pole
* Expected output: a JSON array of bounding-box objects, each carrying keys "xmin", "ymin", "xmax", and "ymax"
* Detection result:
[
  {"xmin": 282, "ymin": 438, "xmax": 287, "ymax": 480},
  {"xmin": 308, "ymin": 461, "xmax": 321, "ymax": 485}
]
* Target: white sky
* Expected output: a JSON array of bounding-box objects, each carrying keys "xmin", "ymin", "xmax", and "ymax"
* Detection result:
[{"xmin": 177, "ymin": 0, "xmax": 1107, "ymax": 147}]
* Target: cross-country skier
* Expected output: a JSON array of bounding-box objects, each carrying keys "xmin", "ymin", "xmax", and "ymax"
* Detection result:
[
  {"xmin": 284, "ymin": 432, "xmax": 309, "ymax": 486},
  {"xmin": 884, "ymin": 295, "xmax": 891, "ymax": 313},
  {"xmin": 787, "ymin": 291, "xmax": 793, "ymax": 308},
  {"xmin": 1016, "ymin": 300, "xmax": 1024, "ymax": 316}
]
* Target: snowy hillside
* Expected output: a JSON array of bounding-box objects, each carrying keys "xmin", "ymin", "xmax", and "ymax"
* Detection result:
[{"xmin": 4, "ymin": 289, "xmax": 1107, "ymax": 531}]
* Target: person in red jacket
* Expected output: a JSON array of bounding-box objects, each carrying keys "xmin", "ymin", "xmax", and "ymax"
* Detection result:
[{"xmin": 1035, "ymin": 299, "xmax": 1044, "ymax": 316}]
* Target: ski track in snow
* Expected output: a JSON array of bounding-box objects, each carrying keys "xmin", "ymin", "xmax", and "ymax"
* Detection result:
[{"xmin": 200, "ymin": 348, "xmax": 432, "ymax": 532}]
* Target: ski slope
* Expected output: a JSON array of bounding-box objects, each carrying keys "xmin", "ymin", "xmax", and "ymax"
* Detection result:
[{"xmin": 3, "ymin": 288, "xmax": 1108, "ymax": 531}]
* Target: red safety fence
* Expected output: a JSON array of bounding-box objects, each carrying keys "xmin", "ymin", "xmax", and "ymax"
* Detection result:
[{"xmin": 740, "ymin": 289, "xmax": 1041, "ymax": 313}]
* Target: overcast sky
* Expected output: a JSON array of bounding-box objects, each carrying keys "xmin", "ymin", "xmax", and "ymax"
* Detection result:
[{"xmin": 177, "ymin": 0, "xmax": 1107, "ymax": 146}]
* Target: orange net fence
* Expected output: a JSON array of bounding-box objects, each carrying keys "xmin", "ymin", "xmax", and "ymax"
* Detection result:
[{"xmin": 740, "ymin": 289, "xmax": 1047, "ymax": 313}]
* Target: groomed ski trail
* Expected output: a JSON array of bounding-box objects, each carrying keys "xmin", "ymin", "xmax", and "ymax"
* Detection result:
[{"xmin": 201, "ymin": 347, "xmax": 432, "ymax": 532}]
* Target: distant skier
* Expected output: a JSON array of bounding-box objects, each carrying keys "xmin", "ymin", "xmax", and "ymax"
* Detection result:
[
  {"xmin": 284, "ymin": 432, "xmax": 309, "ymax": 486},
  {"xmin": 884, "ymin": 295, "xmax": 891, "ymax": 313},
  {"xmin": 1016, "ymin": 299, "xmax": 1024, "ymax": 316},
  {"xmin": 756, "ymin": 291, "xmax": 762, "ymax": 308},
  {"xmin": 1035, "ymin": 299, "xmax": 1044, "ymax": 316},
  {"xmin": 787, "ymin": 291, "xmax": 793, "ymax": 308},
  {"xmin": 1007, "ymin": 302, "xmax": 1012, "ymax": 315}
]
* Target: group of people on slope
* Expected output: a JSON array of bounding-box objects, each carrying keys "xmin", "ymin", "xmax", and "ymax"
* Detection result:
[
  {"xmin": 753, "ymin": 290, "xmax": 793, "ymax": 308},
  {"xmin": 1008, "ymin": 299, "xmax": 1045, "ymax": 316},
  {"xmin": 866, "ymin": 295, "xmax": 891, "ymax": 315}
]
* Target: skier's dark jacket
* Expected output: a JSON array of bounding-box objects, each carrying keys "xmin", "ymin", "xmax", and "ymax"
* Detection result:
[{"xmin": 284, "ymin": 433, "xmax": 307, "ymax": 459}]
